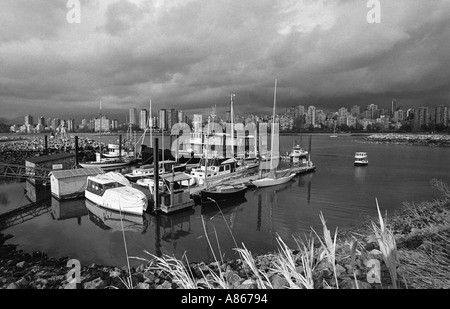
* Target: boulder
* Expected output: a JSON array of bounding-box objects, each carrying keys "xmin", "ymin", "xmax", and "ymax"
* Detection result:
[
  {"xmin": 340, "ymin": 278, "xmax": 372, "ymax": 289},
  {"xmin": 83, "ymin": 277, "xmax": 106, "ymax": 289},
  {"xmin": 271, "ymin": 274, "xmax": 288, "ymax": 289}
]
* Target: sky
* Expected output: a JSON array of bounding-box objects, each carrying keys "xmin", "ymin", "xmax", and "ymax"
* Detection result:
[{"xmin": 1, "ymin": 0, "xmax": 450, "ymax": 124}]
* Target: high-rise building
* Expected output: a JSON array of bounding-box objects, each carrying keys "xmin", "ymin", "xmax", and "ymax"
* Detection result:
[
  {"xmin": 140, "ymin": 109, "xmax": 148, "ymax": 130},
  {"xmin": 413, "ymin": 107, "xmax": 429, "ymax": 131},
  {"xmin": 159, "ymin": 109, "xmax": 167, "ymax": 131},
  {"xmin": 338, "ymin": 107, "xmax": 349, "ymax": 118},
  {"xmin": 95, "ymin": 116, "xmax": 110, "ymax": 132},
  {"xmin": 38, "ymin": 117, "xmax": 45, "ymax": 126},
  {"xmin": 167, "ymin": 108, "xmax": 178, "ymax": 130},
  {"xmin": 351, "ymin": 105, "xmax": 361, "ymax": 117},
  {"xmin": 367, "ymin": 104, "xmax": 378, "ymax": 119},
  {"xmin": 434, "ymin": 106, "xmax": 448, "ymax": 126},
  {"xmin": 307, "ymin": 106, "xmax": 316, "ymax": 126},
  {"xmin": 129, "ymin": 108, "xmax": 137, "ymax": 126},
  {"xmin": 297, "ymin": 105, "xmax": 305, "ymax": 116},
  {"xmin": 67, "ymin": 119, "xmax": 75, "ymax": 132},
  {"xmin": 24, "ymin": 114, "xmax": 34, "ymax": 126},
  {"xmin": 111, "ymin": 119, "xmax": 119, "ymax": 130},
  {"xmin": 51, "ymin": 118, "xmax": 60, "ymax": 131},
  {"xmin": 178, "ymin": 110, "xmax": 185, "ymax": 123},
  {"xmin": 391, "ymin": 99, "xmax": 397, "ymax": 116}
]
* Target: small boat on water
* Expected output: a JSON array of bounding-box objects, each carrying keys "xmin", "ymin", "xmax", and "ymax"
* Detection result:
[
  {"xmin": 80, "ymin": 153, "xmax": 131, "ymax": 169},
  {"xmin": 201, "ymin": 183, "xmax": 248, "ymax": 204},
  {"xmin": 354, "ymin": 152, "xmax": 369, "ymax": 166},
  {"xmin": 124, "ymin": 160, "xmax": 186, "ymax": 182},
  {"xmin": 190, "ymin": 157, "xmax": 248, "ymax": 186},
  {"xmin": 85, "ymin": 172, "xmax": 148, "ymax": 215},
  {"xmin": 251, "ymin": 170, "xmax": 296, "ymax": 188}
]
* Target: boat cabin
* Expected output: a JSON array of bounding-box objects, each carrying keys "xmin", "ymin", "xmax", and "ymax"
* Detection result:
[
  {"xmin": 86, "ymin": 176, "xmax": 125, "ymax": 196},
  {"xmin": 153, "ymin": 172, "xmax": 195, "ymax": 214}
]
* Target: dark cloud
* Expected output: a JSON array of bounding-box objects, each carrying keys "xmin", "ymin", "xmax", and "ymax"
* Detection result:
[{"xmin": 1, "ymin": 0, "xmax": 450, "ymax": 122}]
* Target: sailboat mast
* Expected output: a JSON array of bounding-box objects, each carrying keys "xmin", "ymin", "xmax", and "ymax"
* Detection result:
[
  {"xmin": 270, "ymin": 80, "xmax": 277, "ymax": 172},
  {"xmin": 149, "ymin": 99, "xmax": 152, "ymax": 148},
  {"xmin": 230, "ymin": 94, "xmax": 235, "ymax": 159}
]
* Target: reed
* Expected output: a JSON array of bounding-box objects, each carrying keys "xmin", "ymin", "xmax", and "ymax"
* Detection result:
[
  {"xmin": 312, "ymin": 212, "xmax": 339, "ymax": 288},
  {"xmin": 370, "ymin": 198, "xmax": 399, "ymax": 288},
  {"xmin": 234, "ymin": 243, "xmax": 273, "ymax": 289}
]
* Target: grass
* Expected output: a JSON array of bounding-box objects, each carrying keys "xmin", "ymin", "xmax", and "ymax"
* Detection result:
[{"xmin": 121, "ymin": 180, "xmax": 450, "ymax": 289}]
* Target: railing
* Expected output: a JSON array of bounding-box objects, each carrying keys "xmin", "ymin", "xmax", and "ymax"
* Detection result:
[{"xmin": 0, "ymin": 163, "xmax": 53, "ymax": 181}]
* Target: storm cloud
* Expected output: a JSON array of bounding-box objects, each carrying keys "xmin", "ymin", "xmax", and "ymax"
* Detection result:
[{"xmin": 1, "ymin": 0, "xmax": 450, "ymax": 122}]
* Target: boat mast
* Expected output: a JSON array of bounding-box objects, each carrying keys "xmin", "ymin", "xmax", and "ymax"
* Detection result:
[
  {"xmin": 149, "ymin": 99, "xmax": 152, "ymax": 148},
  {"xmin": 270, "ymin": 80, "xmax": 277, "ymax": 175},
  {"xmin": 230, "ymin": 94, "xmax": 235, "ymax": 159}
]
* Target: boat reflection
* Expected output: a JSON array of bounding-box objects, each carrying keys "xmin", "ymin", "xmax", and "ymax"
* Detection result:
[
  {"xmin": 85, "ymin": 199, "xmax": 144, "ymax": 233},
  {"xmin": 354, "ymin": 166, "xmax": 367, "ymax": 185},
  {"xmin": 201, "ymin": 196, "xmax": 247, "ymax": 217},
  {"xmin": 51, "ymin": 197, "xmax": 88, "ymax": 221},
  {"xmin": 25, "ymin": 180, "xmax": 51, "ymax": 203}
]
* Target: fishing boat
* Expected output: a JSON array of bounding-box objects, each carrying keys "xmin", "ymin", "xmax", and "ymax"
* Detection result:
[
  {"xmin": 137, "ymin": 171, "xmax": 195, "ymax": 188},
  {"xmin": 354, "ymin": 152, "xmax": 369, "ymax": 166},
  {"xmin": 200, "ymin": 183, "xmax": 248, "ymax": 204},
  {"xmin": 190, "ymin": 157, "xmax": 247, "ymax": 186},
  {"xmin": 85, "ymin": 172, "xmax": 148, "ymax": 215}
]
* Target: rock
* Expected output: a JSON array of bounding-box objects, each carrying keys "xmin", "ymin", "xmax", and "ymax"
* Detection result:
[
  {"xmin": 6, "ymin": 282, "xmax": 19, "ymax": 289},
  {"xmin": 16, "ymin": 261, "xmax": 26, "ymax": 268},
  {"xmin": 136, "ymin": 282, "xmax": 150, "ymax": 289},
  {"xmin": 228, "ymin": 273, "xmax": 242, "ymax": 288},
  {"xmin": 271, "ymin": 274, "xmax": 288, "ymax": 289},
  {"xmin": 369, "ymin": 249, "xmax": 383, "ymax": 260},
  {"xmin": 83, "ymin": 277, "xmax": 106, "ymax": 289},
  {"xmin": 321, "ymin": 268, "xmax": 333, "ymax": 279},
  {"xmin": 15, "ymin": 277, "xmax": 28, "ymax": 288},
  {"xmin": 143, "ymin": 271, "xmax": 155, "ymax": 283},
  {"xmin": 335, "ymin": 264, "xmax": 346, "ymax": 277},
  {"xmin": 159, "ymin": 280, "xmax": 172, "ymax": 289},
  {"xmin": 238, "ymin": 279, "xmax": 257, "ymax": 289},
  {"xmin": 340, "ymin": 279, "xmax": 372, "ymax": 289},
  {"xmin": 344, "ymin": 264, "xmax": 354, "ymax": 274}
]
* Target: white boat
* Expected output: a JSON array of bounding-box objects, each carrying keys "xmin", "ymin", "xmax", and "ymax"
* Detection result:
[
  {"xmin": 80, "ymin": 153, "xmax": 131, "ymax": 169},
  {"xmin": 85, "ymin": 172, "xmax": 148, "ymax": 215},
  {"xmin": 85, "ymin": 199, "xmax": 144, "ymax": 233},
  {"xmin": 102, "ymin": 144, "xmax": 132, "ymax": 158},
  {"xmin": 354, "ymin": 152, "xmax": 369, "ymax": 166},
  {"xmin": 251, "ymin": 172, "xmax": 296, "ymax": 188},
  {"xmin": 251, "ymin": 79, "xmax": 297, "ymax": 188}
]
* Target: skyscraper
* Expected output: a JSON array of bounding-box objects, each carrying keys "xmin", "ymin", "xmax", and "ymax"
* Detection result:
[
  {"xmin": 159, "ymin": 109, "xmax": 167, "ymax": 131},
  {"xmin": 434, "ymin": 106, "xmax": 448, "ymax": 127},
  {"xmin": 351, "ymin": 105, "xmax": 361, "ymax": 117},
  {"xmin": 129, "ymin": 108, "xmax": 137, "ymax": 126},
  {"xmin": 140, "ymin": 109, "xmax": 148, "ymax": 130},
  {"xmin": 24, "ymin": 114, "xmax": 34, "ymax": 126},
  {"xmin": 391, "ymin": 99, "xmax": 397, "ymax": 116},
  {"xmin": 413, "ymin": 107, "xmax": 429, "ymax": 132}
]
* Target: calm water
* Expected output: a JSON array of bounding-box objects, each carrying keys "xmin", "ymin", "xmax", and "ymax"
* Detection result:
[{"xmin": 1, "ymin": 134, "xmax": 450, "ymax": 267}]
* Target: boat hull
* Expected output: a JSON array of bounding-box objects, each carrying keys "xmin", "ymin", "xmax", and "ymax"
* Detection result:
[
  {"xmin": 251, "ymin": 174, "xmax": 296, "ymax": 188},
  {"xmin": 201, "ymin": 186, "xmax": 248, "ymax": 203}
]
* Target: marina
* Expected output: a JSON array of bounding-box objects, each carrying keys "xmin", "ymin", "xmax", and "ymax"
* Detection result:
[{"xmin": 1, "ymin": 133, "xmax": 450, "ymax": 268}]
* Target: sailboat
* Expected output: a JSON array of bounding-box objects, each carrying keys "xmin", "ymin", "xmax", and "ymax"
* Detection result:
[{"xmin": 251, "ymin": 80, "xmax": 296, "ymax": 188}]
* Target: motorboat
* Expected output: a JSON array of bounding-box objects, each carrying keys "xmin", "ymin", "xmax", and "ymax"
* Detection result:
[
  {"xmin": 190, "ymin": 157, "xmax": 248, "ymax": 186},
  {"xmin": 124, "ymin": 160, "xmax": 186, "ymax": 182},
  {"xmin": 354, "ymin": 152, "xmax": 369, "ymax": 166},
  {"xmin": 85, "ymin": 172, "xmax": 148, "ymax": 215}
]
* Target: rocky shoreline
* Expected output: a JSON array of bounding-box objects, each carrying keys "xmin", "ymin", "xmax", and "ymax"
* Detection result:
[
  {"xmin": 363, "ymin": 133, "xmax": 450, "ymax": 147},
  {"xmin": 2, "ymin": 179, "xmax": 449, "ymax": 289}
]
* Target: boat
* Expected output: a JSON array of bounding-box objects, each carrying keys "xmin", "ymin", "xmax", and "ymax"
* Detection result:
[
  {"xmin": 149, "ymin": 172, "xmax": 195, "ymax": 214},
  {"xmin": 136, "ymin": 171, "xmax": 195, "ymax": 188},
  {"xmin": 85, "ymin": 199, "xmax": 144, "ymax": 233},
  {"xmin": 102, "ymin": 144, "xmax": 132, "ymax": 159},
  {"xmin": 354, "ymin": 152, "xmax": 369, "ymax": 166},
  {"xmin": 251, "ymin": 169, "xmax": 296, "ymax": 188},
  {"xmin": 289, "ymin": 143, "xmax": 309, "ymax": 161},
  {"xmin": 190, "ymin": 157, "xmax": 248, "ymax": 186},
  {"xmin": 201, "ymin": 183, "xmax": 248, "ymax": 204},
  {"xmin": 85, "ymin": 172, "xmax": 148, "ymax": 215},
  {"xmin": 124, "ymin": 160, "xmax": 186, "ymax": 182},
  {"xmin": 251, "ymin": 79, "xmax": 297, "ymax": 188},
  {"xmin": 79, "ymin": 154, "xmax": 132, "ymax": 169}
]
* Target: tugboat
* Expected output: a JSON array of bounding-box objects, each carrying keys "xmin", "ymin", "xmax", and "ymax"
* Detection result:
[{"xmin": 354, "ymin": 152, "xmax": 369, "ymax": 166}]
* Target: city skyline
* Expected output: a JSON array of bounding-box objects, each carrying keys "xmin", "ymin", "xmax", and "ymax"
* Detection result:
[{"xmin": 1, "ymin": 1, "xmax": 450, "ymax": 121}]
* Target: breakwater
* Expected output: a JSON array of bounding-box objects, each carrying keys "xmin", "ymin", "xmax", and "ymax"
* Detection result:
[
  {"xmin": 0, "ymin": 136, "xmax": 107, "ymax": 165},
  {"xmin": 363, "ymin": 133, "xmax": 450, "ymax": 147}
]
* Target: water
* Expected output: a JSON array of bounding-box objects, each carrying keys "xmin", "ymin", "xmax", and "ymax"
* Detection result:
[{"xmin": 1, "ymin": 134, "xmax": 450, "ymax": 267}]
